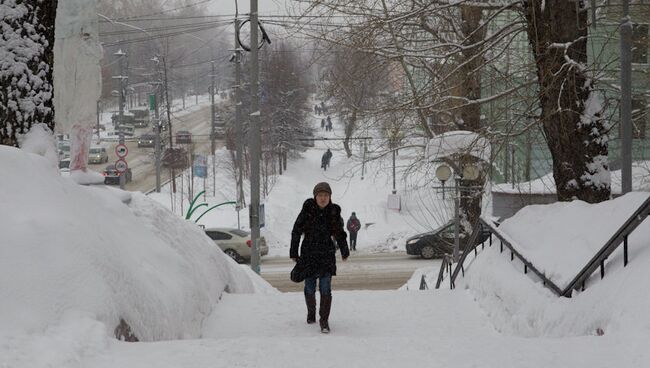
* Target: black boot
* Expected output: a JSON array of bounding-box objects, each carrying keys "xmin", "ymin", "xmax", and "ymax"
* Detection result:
[
  {"xmin": 305, "ymin": 294, "xmax": 316, "ymax": 324},
  {"xmin": 319, "ymin": 294, "xmax": 332, "ymax": 333}
]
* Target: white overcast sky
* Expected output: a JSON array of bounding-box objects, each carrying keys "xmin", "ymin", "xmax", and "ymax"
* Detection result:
[{"xmin": 207, "ymin": 0, "xmax": 293, "ymax": 16}]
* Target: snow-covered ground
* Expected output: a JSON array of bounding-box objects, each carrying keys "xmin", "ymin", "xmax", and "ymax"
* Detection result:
[{"xmin": 3, "ymin": 106, "xmax": 650, "ymax": 367}]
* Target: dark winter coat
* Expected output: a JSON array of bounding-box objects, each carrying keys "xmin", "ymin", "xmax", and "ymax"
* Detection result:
[{"xmin": 290, "ymin": 198, "xmax": 349, "ymax": 277}]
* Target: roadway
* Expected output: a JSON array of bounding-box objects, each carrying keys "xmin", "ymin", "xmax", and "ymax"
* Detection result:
[
  {"xmin": 260, "ymin": 252, "xmax": 442, "ymax": 292},
  {"xmin": 87, "ymin": 104, "xmax": 223, "ymax": 192}
]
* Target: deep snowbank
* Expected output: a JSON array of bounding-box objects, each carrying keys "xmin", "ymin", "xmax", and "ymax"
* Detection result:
[
  {"xmin": 0, "ymin": 144, "xmax": 275, "ymax": 343},
  {"xmin": 457, "ymin": 193, "xmax": 650, "ymax": 337}
]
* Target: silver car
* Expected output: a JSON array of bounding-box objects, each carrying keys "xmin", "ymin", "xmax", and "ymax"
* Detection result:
[
  {"xmin": 88, "ymin": 146, "xmax": 108, "ymax": 164},
  {"xmin": 205, "ymin": 228, "xmax": 269, "ymax": 263}
]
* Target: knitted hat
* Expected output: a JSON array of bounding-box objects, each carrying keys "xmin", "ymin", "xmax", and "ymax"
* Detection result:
[{"xmin": 313, "ymin": 182, "xmax": 332, "ymax": 196}]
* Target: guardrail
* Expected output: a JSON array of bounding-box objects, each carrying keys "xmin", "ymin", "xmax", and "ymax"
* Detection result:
[
  {"xmin": 561, "ymin": 195, "xmax": 650, "ymax": 296},
  {"xmin": 436, "ymin": 196, "xmax": 650, "ymax": 298}
]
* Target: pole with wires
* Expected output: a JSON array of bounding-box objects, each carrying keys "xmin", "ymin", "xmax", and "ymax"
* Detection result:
[
  {"xmin": 249, "ymin": 0, "xmax": 261, "ymax": 274},
  {"xmin": 234, "ymin": 18, "xmax": 245, "ymax": 209},
  {"xmin": 211, "ymin": 61, "xmax": 217, "ymax": 196},
  {"xmin": 162, "ymin": 56, "xmax": 176, "ymax": 195},
  {"xmin": 620, "ymin": 0, "xmax": 632, "ymax": 194}
]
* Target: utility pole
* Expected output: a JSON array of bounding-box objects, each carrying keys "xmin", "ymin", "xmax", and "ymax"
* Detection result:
[
  {"xmin": 211, "ymin": 61, "xmax": 216, "ymax": 155},
  {"xmin": 152, "ymin": 92, "xmax": 161, "ymax": 192},
  {"xmin": 249, "ymin": 0, "xmax": 262, "ymax": 274},
  {"xmin": 234, "ymin": 18, "xmax": 244, "ymax": 209},
  {"xmin": 162, "ymin": 56, "xmax": 176, "ymax": 193},
  {"xmin": 392, "ymin": 149, "xmax": 396, "ymax": 194},
  {"xmin": 96, "ymin": 100, "xmax": 101, "ymax": 141},
  {"xmin": 620, "ymin": 0, "xmax": 632, "ymax": 194},
  {"xmin": 114, "ymin": 50, "xmax": 127, "ymax": 190},
  {"xmin": 453, "ymin": 177, "xmax": 460, "ymax": 262},
  {"xmin": 210, "ymin": 61, "xmax": 217, "ymax": 196}
]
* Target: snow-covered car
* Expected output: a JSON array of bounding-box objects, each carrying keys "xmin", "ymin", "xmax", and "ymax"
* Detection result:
[
  {"xmin": 59, "ymin": 158, "xmax": 71, "ymax": 177},
  {"xmin": 57, "ymin": 141, "xmax": 71, "ymax": 159},
  {"xmin": 88, "ymin": 146, "xmax": 108, "ymax": 164},
  {"xmin": 405, "ymin": 222, "xmax": 492, "ymax": 259},
  {"xmin": 102, "ymin": 164, "xmax": 132, "ymax": 185},
  {"xmin": 204, "ymin": 228, "xmax": 269, "ymax": 263}
]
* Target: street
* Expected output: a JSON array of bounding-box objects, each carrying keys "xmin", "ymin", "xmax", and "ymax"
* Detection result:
[
  {"xmin": 260, "ymin": 252, "xmax": 442, "ymax": 292},
  {"xmin": 87, "ymin": 104, "xmax": 223, "ymax": 192}
]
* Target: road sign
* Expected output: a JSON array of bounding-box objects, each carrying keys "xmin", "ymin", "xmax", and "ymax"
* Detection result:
[
  {"xmin": 115, "ymin": 144, "xmax": 128, "ymax": 158},
  {"xmin": 115, "ymin": 159, "xmax": 128, "ymax": 173}
]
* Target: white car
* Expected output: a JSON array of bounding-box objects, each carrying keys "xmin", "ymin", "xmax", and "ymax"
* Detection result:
[
  {"xmin": 88, "ymin": 146, "xmax": 109, "ymax": 164},
  {"xmin": 205, "ymin": 228, "xmax": 269, "ymax": 263}
]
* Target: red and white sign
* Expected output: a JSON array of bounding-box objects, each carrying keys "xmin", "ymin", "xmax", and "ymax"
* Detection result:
[
  {"xmin": 115, "ymin": 144, "xmax": 128, "ymax": 158},
  {"xmin": 114, "ymin": 159, "xmax": 128, "ymax": 173}
]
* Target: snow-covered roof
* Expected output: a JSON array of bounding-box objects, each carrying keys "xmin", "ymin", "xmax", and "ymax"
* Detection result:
[{"xmin": 425, "ymin": 130, "xmax": 491, "ymax": 162}]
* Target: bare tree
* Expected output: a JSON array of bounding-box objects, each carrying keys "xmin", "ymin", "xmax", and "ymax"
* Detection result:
[
  {"xmin": 323, "ymin": 38, "xmax": 392, "ymax": 157},
  {"xmin": 0, "ymin": 0, "xmax": 57, "ymax": 147}
]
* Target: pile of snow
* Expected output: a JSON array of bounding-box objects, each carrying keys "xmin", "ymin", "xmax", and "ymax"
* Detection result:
[
  {"xmin": 452, "ymin": 193, "xmax": 650, "ymax": 337},
  {"xmin": 0, "ymin": 142, "xmax": 275, "ymax": 343}
]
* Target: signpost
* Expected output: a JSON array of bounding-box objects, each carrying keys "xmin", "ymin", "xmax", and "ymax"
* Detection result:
[{"xmin": 115, "ymin": 143, "xmax": 128, "ymax": 189}]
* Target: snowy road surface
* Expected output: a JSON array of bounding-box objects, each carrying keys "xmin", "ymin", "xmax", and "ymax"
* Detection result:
[{"xmin": 260, "ymin": 252, "xmax": 442, "ymax": 291}]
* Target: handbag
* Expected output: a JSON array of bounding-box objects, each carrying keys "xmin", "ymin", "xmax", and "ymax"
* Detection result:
[{"xmin": 290, "ymin": 257, "xmax": 306, "ymax": 283}]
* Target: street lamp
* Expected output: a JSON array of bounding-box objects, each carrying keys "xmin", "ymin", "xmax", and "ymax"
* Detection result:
[{"xmin": 434, "ymin": 160, "xmax": 481, "ymax": 262}]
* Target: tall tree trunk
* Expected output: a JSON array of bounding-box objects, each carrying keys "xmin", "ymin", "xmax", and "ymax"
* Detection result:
[
  {"xmin": 523, "ymin": 1, "xmax": 610, "ymax": 203},
  {"xmin": 458, "ymin": 6, "xmax": 487, "ymax": 230},
  {"xmin": 343, "ymin": 110, "xmax": 356, "ymax": 158},
  {"xmin": 0, "ymin": 0, "xmax": 57, "ymax": 147}
]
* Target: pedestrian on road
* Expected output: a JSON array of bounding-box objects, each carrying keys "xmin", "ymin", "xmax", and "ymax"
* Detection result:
[
  {"xmin": 321, "ymin": 149, "xmax": 332, "ymax": 171},
  {"xmin": 326, "ymin": 119, "xmax": 333, "ymax": 132},
  {"xmin": 314, "ymin": 104, "xmax": 319, "ymax": 115},
  {"xmin": 346, "ymin": 212, "xmax": 361, "ymax": 251},
  {"xmin": 291, "ymin": 182, "xmax": 349, "ymax": 333},
  {"xmin": 320, "ymin": 148, "xmax": 332, "ymax": 171},
  {"xmin": 321, "ymin": 118, "xmax": 326, "ymax": 130}
]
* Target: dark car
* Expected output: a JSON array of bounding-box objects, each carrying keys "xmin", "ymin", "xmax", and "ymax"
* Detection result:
[
  {"xmin": 137, "ymin": 133, "xmax": 157, "ymax": 148},
  {"xmin": 162, "ymin": 147, "xmax": 189, "ymax": 169},
  {"xmin": 405, "ymin": 222, "xmax": 492, "ymax": 259},
  {"xmin": 103, "ymin": 164, "xmax": 132, "ymax": 185},
  {"xmin": 176, "ymin": 130, "xmax": 192, "ymax": 144}
]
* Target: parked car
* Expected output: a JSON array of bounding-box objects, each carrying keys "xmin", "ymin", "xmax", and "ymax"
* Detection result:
[
  {"xmin": 405, "ymin": 221, "xmax": 492, "ymax": 259},
  {"xmin": 102, "ymin": 164, "xmax": 132, "ymax": 185},
  {"xmin": 204, "ymin": 228, "xmax": 269, "ymax": 263},
  {"xmin": 162, "ymin": 147, "xmax": 189, "ymax": 168},
  {"xmin": 176, "ymin": 130, "xmax": 192, "ymax": 144},
  {"xmin": 137, "ymin": 133, "xmax": 157, "ymax": 148},
  {"xmin": 59, "ymin": 158, "xmax": 71, "ymax": 176},
  {"xmin": 57, "ymin": 141, "xmax": 70, "ymax": 159},
  {"xmin": 88, "ymin": 146, "xmax": 108, "ymax": 164}
]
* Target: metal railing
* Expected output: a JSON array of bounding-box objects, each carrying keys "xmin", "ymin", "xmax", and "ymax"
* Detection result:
[
  {"xmin": 561, "ymin": 195, "xmax": 650, "ymax": 297},
  {"xmin": 437, "ymin": 196, "xmax": 650, "ymax": 298}
]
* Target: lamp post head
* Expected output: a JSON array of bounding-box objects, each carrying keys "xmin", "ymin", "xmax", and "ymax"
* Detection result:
[
  {"xmin": 462, "ymin": 164, "xmax": 480, "ymax": 181},
  {"xmin": 435, "ymin": 164, "xmax": 452, "ymax": 182}
]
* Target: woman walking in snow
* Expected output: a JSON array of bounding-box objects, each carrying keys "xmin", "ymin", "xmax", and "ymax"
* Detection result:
[{"xmin": 290, "ymin": 182, "xmax": 349, "ymax": 333}]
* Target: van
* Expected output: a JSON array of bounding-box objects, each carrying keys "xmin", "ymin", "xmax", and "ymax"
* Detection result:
[{"xmin": 88, "ymin": 146, "xmax": 108, "ymax": 164}]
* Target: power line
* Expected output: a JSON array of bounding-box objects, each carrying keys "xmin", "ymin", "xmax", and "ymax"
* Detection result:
[{"xmin": 102, "ymin": 0, "xmax": 217, "ymax": 22}]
